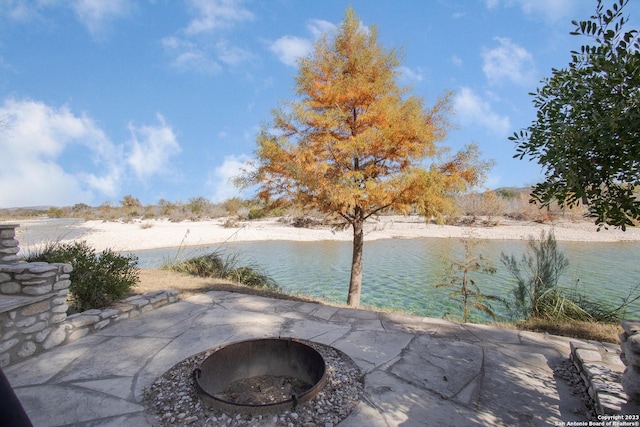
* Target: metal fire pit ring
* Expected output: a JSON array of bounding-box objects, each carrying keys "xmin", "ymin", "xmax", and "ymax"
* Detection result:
[{"xmin": 194, "ymin": 338, "xmax": 327, "ymax": 414}]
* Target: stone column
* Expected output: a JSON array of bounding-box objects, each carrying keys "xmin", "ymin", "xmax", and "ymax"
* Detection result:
[
  {"xmin": 619, "ymin": 320, "xmax": 640, "ymax": 414},
  {"xmin": 0, "ymin": 225, "xmax": 20, "ymax": 264}
]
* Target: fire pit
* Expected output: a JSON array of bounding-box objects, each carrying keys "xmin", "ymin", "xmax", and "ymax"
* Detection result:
[{"xmin": 194, "ymin": 338, "xmax": 327, "ymax": 414}]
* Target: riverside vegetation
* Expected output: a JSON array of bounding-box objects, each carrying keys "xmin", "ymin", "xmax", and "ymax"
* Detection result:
[
  {"xmin": 16, "ymin": 229, "xmax": 631, "ymax": 343},
  {"xmin": 160, "ymin": 250, "xmax": 281, "ymax": 293},
  {"xmin": 6, "ymin": 189, "xmax": 636, "ymax": 343},
  {"xmin": 433, "ymin": 231, "xmax": 637, "ymax": 342},
  {"xmin": 0, "ymin": 187, "xmax": 593, "ymax": 225},
  {"xmin": 24, "ymin": 240, "xmax": 139, "ymax": 313}
]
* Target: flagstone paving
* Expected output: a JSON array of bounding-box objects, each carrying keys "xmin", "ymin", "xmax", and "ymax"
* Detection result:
[{"xmin": 3, "ymin": 290, "xmax": 620, "ymax": 426}]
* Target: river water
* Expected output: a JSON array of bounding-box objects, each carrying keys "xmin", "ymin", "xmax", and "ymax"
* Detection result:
[
  {"xmin": 135, "ymin": 237, "xmax": 640, "ymax": 321},
  {"xmin": 11, "ymin": 218, "xmax": 640, "ymax": 321}
]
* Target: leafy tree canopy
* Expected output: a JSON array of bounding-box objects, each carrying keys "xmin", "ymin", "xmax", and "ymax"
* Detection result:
[
  {"xmin": 241, "ymin": 8, "xmax": 490, "ymax": 306},
  {"xmin": 511, "ymin": 0, "xmax": 640, "ymax": 229}
]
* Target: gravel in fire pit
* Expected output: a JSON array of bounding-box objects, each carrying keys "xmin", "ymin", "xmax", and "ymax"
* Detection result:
[
  {"xmin": 216, "ymin": 374, "xmax": 312, "ymax": 405},
  {"xmin": 143, "ymin": 340, "xmax": 364, "ymax": 426}
]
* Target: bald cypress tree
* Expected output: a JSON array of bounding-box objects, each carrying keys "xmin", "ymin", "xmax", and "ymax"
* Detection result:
[{"xmin": 244, "ymin": 8, "xmax": 488, "ymax": 307}]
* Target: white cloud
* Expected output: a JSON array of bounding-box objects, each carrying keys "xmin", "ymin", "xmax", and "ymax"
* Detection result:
[
  {"xmin": 1, "ymin": 0, "xmax": 132, "ymax": 39},
  {"xmin": 0, "ymin": 98, "xmax": 121, "ymax": 207},
  {"xmin": 70, "ymin": 0, "xmax": 133, "ymax": 39},
  {"xmin": 80, "ymin": 170, "xmax": 121, "ymax": 199},
  {"xmin": 453, "ymin": 87, "xmax": 510, "ymax": 135},
  {"xmin": 208, "ymin": 154, "xmax": 252, "ymax": 202},
  {"xmin": 269, "ymin": 19, "xmax": 337, "ymax": 67},
  {"xmin": 487, "ymin": 0, "xmax": 585, "ymax": 23},
  {"xmin": 163, "ymin": 0, "xmax": 255, "ymax": 74},
  {"xmin": 0, "ymin": 98, "xmax": 183, "ymax": 207},
  {"xmin": 397, "ymin": 66, "xmax": 424, "ymax": 84},
  {"xmin": 0, "ymin": 162, "xmax": 93, "ymax": 208},
  {"xmin": 126, "ymin": 114, "xmax": 181, "ymax": 181},
  {"xmin": 184, "ymin": 0, "xmax": 254, "ymax": 35},
  {"xmin": 269, "ymin": 36, "xmax": 312, "ymax": 67},
  {"xmin": 482, "ymin": 37, "xmax": 536, "ymax": 86},
  {"xmin": 162, "ymin": 36, "xmax": 222, "ymax": 74},
  {"xmin": 307, "ymin": 19, "xmax": 336, "ymax": 39},
  {"xmin": 215, "ymin": 39, "xmax": 255, "ymax": 66},
  {"xmin": 2, "ymin": 0, "xmax": 41, "ymax": 22},
  {"xmin": 518, "ymin": 0, "xmax": 579, "ymax": 22},
  {"xmin": 451, "ymin": 55, "xmax": 463, "ymax": 67}
]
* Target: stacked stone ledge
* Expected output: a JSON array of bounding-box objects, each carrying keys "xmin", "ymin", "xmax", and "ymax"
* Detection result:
[
  {"xmin": 63, "ymin": 290, "xmax": 179, "ymax": 345},
  {"xmin": 570, "ymin": 340, "xmax": 626, "ymax": 415},
  {"xmin": 0, "ymin": 224, "xmax": 179, "ymax": 367},
  {"xmin": 0, "ymin": 224, "xmax": 20, "ymax": 264},
  {"xmin": 620, "ymin": 320, "xmax": 640, "ymax": 414}
]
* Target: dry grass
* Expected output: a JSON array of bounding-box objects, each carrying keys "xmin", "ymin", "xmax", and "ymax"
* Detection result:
[
  {"xmin": 133, "ymin": 268, "xmax": 622, "ymax": 344},
  {"xmin": 515, "ymin": 318, "xmax": 622, "ymax": 344},
  {"xmin": 133, "ymin": 268, "xmax": 318, "ymax": 303}
]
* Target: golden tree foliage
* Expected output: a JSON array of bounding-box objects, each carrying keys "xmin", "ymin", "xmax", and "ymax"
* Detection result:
[{"xmin": 243, "ymin": 8, "xmax": 489, "ymax": 307}]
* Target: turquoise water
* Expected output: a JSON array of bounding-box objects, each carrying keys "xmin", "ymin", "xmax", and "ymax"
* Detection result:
[
  {"xmin": 14, "ymin": 219, "xmax": 640, "ymax": 321},
  {"xmin": 136, "ymin": 238, "xmax": 640, "ymax": 321}
]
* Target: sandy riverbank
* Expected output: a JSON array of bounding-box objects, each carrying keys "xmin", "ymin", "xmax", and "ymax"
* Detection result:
[{"xmin": 11, "ymin": 215, "xmax": 640, "ymax": 252}]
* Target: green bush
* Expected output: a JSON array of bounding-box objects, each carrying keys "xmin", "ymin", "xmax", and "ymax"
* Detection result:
[
  {"xmin": 163, "ymin": 251, "xmax": 281, "ymax": 292},
  {"xmin": 187, "ymin": 196, "xmax": 212, "ymax": 215},
  {"xmin": 501, "ymin": 231, "xmax": 568, "ymax": 319},
  {"xmin": 500, "ymin": 231, "xmax": 636, "ymax": 322},
  {"xmin": 47, "ymin": 207, "xmax": 65, "ymax": 218},
  {"xmin": 26, "ymin": 241, "xmax": 139, "ymax": 313},
  {"xmin": 248, "ymin": 207, "xmax": 268, "ymax": 220}
]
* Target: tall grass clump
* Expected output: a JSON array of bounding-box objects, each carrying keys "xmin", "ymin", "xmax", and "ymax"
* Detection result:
[
  {"xmin": 163, "ymin": 250, "xmax": 281, "ymax": 292},
  {"xmin": 500, "ymin": 231, "xmax": 636, "ymax": 323},
  {"xmin": 25, "ymin": 241, "xmax": 139, "ymax": 313},
  {"xmin": 501, "ymin": 230, "xmax": 568, "ymax": 319}
]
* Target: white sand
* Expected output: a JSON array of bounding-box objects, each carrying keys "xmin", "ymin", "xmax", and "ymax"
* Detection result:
[{"xmin": 53, "ymin": 216, "xmax": 640, "ymax": 252}]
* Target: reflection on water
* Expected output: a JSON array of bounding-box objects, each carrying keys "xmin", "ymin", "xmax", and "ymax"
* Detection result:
[{"xmin": 135, "ymin": 238, "xmax": 640, "ymax": 321}]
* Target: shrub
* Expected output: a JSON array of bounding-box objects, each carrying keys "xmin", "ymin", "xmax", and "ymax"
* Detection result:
[
  {"xmin": 158, "ymin": 199, "xmax": 176, "ymax": 216},
  {"xmin": 500, "ymin": 231, "xmax": 636, "ymax": 323},
  {"xmin": 480, "ymin": 190, "xmax": 504, "ymax": 225},
  {"xmin": 220, "ymin": 198, "xmax": 243, "ymax": 216},
  {"xmin": 248, "ymin": 207, "xmax": 268, "ymax": 220},
  {"xmin": 47, "ymin": 207, "xmax": 65, "ymax": 218},
  {"xmin": 496, "ymin": 188, "xmax": 518, "ymax": 200},
  {"xmin": 435, "ymin": 237, "xmax": 502, "ymax": 323},
  {"xmin": 121, "ymin": 195, "xmax": 141, "ymax": 210},
  {"xmin": 163, "ymin": 250, "xmax": 281, "ymax": 292},
  {"xmin": 187, "ymin": 197, "xmax": 212, "ymax": 216},
  {"xmin": 223, "ymin": 217, "xmax": 239, "ymax": 228},
  {"xmin": 166, "ymin": 252, "xmax": 226, "ymax": 277},
  {"xmin": 292, "ymin": 216, "xmax": 324, "ymax": 228},
  {"xmin": 26, "ymin": 241, "xmax": 139, "ymax": 313},
  {"xmin": 500, "ymin": 231, "xmax": 568, "ymax": 319}
]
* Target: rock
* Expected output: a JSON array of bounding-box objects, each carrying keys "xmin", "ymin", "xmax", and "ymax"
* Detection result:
[
  {"xmin": 623, "ymin": 365, "xmax": 640, "ymax": 402},
  {"xmin": 628, "ymin": 334, "xmax": 640, "ymax": 354}
]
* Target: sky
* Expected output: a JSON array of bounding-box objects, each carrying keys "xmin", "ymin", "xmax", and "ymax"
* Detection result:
[{"xmin": 1, "ymin": 0, "xmax": 639, "ymax": 209}]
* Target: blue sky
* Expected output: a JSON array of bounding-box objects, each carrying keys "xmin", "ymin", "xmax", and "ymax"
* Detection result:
[{"xmin": 1, "ymin": 0, "xmax": 638, "ymax": 208}]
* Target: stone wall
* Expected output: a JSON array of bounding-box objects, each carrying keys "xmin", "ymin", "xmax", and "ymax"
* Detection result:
[
  {"xmin": 0, "ymin": 224, "xmax": 179, "ymax": 367},
  {"xmin": 619, "ymin": 320, "xmax": 640, "ymax": 414},
  {"xmin": 0, "ymin": 224, "xmax": 72, "ymax": 367},
  {"xmin": 0, "ymin": 224, "xmax": 20, "ymax": 264}
]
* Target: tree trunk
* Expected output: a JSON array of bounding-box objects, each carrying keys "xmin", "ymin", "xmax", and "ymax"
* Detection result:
[{"xmin": 347, "ymin": 216, "xmax": 364, "ymax": 307}]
